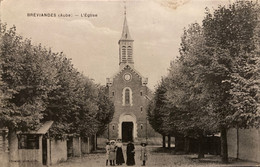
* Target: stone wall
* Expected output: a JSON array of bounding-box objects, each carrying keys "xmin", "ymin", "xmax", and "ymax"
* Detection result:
[
  {"xmin": 73, "ymin": 137, "xmax": 81, "ymax": 157},
  {"xmin": 50, "ymin": 139, "xmax": 67, "ymax": 165},
  {"xmin": 227, "ymin": 128, "xmax": 260, "ymax": 163},
  {"xmin": 81, "ymin": 137, "xmax": 94, "ymax": 154}
]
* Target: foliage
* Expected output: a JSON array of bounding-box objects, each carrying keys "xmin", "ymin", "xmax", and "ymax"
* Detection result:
[
  {"xmin": 147, "ymin": 78, "xmax": 179, "ymax": 137},
  {"xmin": 168, "ymin": 23, "xmax": 219, "ymax": 138},
  {"xmin": 0, "ymin": 23, "xmax": 114, "ymax": 139},
  {"xmin": 95, "ymin": 85, "xmax": 114, "ymax": 135},
  {"xmin": 201, "ymin": 0, "xmax": 260, "ymax": 129},
  {"xmin": 0, "ymin": 24, "xmax": 58, "ymax": 132},
  {"xmin": 149, "ymin": 0, "xmax": 260, "ymax": 161}
]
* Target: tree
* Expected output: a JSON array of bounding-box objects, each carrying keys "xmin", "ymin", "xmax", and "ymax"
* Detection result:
[
  {"xmin": 165, "ymin": 1, "xmax": 259, "ymax": 161},
  {"xmin": 201, "ymin": 1, "xmax": 260, "ymax": 162},
  {"xmin": 0, "ymin": 23, "xmax": 114, "ymax": 143},
  {"xmin": 0, "ymin": 24, "xmax": 58, "ymax": 133},
  {"xmin": 147, "ymin": 78, "xmax": 180, "ymax": 148},
  {"xmin": 43, "ymin": 54, "xmax": 100, "ymax": 139},
  {"xmin": 95, "ymin": 85, "xmax": 114, "ymax": 135}
]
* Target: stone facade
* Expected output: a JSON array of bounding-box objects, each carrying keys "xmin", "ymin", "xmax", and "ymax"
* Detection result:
[{"xmin": 106, "ymin": 13, "xmax": 159, "ymax": 142}]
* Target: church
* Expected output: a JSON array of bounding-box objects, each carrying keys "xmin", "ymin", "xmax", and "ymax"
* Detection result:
[{"xmin": 106, "ymin": 12, "xmax": 159, "ymax": 142}]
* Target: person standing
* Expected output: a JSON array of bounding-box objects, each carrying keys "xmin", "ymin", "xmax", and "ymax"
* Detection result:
[
  {"xmin": 116, "ymin": 139, "xmax": 125, "ymax": 165},
  {"xmin": 109, "ymin": 140, "xmax": 116, "ymax": 166},
  {"xmin": 105, "ymin": 142, "xmax": 110, "ymax": 166},
  {"xmin": 126, "ymin": 141, "xmax": 135, "ymax": 166},
  {"xmin": 140, "ymin": 143, "xmax": 147, "ymax": 166}
]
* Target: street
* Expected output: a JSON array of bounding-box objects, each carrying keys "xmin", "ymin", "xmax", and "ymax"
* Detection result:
[{"xmin": 52, "ymin": 146, "xmax": 260, "ymax": 167}]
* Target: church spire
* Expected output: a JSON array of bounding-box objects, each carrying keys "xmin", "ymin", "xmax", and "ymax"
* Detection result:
[
  {"xmin": 118, "ymin": 2, "xmax": 134, "ymax": 68},
  {"xmin": 120, "ymin": 4, "xmax": 132, "ymax": 40}
]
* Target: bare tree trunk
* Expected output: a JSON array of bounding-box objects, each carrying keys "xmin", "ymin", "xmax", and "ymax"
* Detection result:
[
  {"xmin": 95, "ymin": 134, "xmax": 98, "ymax": 149},
  {"xmin": 175, "ymin": 136, "xmax": 184, "ymax": 151},
  {"xmin": 221, "ymin": 127, "xmax": 228, "ymax": 163},
  {"xmin": 184, "ymin": 137, "xmax": 190, "ymax": 154},
  {"xmin": 198, "ymin": 134, "xmax": 205, "ymax": 159},
  {"xmin": 167, "ymin": 135, "xmax": 171, "ymax": 148},
  {"xmin": 236, "ymin": 127, "xmax": 239, "ymax": 160},
  {"xmin": 162, "ymin": 135, "xmax": 166, "ymax": 148}
]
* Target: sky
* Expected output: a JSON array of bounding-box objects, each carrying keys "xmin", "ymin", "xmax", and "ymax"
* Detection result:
[{"xmin": 1, "ymin": 0, "xmax": 229, "ymax": 90}]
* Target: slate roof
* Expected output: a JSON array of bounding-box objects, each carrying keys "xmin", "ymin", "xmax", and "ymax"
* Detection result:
[{"xmin": 120, "ymin": 16, "xmax": 133, "ymax": 41}]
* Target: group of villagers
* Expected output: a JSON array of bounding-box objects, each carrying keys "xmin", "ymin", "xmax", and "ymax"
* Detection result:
[{"xmin": 106, "ymin": 139, "xmax": 148, "ymax": 166}]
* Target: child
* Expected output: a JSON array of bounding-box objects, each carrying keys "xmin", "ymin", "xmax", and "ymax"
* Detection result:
[
  {"xmin": 109, "ymin": 140, "xmax": 116, "ymax": 166},
  {"xmin": 105, "ymin": 142, "xmax": 110, "ymax": 166},
  {"xmin": 140, "ymin": 142, "xmax": 147, "ymax": 166}
]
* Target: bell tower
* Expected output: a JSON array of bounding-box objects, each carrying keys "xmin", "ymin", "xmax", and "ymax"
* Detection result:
[{"xmin": 118, "ymin": 6, "xmax": 134, "ymax": 68}]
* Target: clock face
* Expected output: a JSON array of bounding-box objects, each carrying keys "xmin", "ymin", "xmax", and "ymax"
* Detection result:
[{"xmin": 124, "ymin": 73, "xmax": 131, "ymax": 81}]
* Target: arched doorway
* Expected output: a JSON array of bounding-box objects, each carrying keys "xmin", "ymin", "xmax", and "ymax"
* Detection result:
[{"xmin": 118, "ymin": 113, "xmax": 137, "ymax": 142}]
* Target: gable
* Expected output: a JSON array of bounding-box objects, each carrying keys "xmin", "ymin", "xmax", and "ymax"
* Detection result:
[{"xmin": 106, "ymin": 64, "xmax": 148, "ymax": 86}]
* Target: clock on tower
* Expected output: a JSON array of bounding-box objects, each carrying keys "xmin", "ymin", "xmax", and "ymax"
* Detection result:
[{"xmin": 124, "ymin": 73, "xmax": 131, "ymax": 81}]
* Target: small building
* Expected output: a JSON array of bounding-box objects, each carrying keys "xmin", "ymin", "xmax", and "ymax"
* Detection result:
[
  {"xmin": 8, "ymin": 121, "xmax": 95, "ymax": 167},
  {"xmin": 12, "ymin": 121, "xmax": 54, "ymax": 166},
  {"xmin": 8, "ymin": 121, "xmax": 69, "ymax": 167}
]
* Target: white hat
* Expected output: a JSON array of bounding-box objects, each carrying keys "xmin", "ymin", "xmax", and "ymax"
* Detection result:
[{"xmin": 110, "ymin": 140, "xmax": 116, "ymax": 143}]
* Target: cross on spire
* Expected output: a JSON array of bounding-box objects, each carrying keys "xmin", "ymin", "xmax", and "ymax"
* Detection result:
[
  {"xmin": 124, "ymin": 0, "xmax": 126, "ymax": 16},
  {"xmin": 120, "ymin": 0, "xmax": 132, "ymax": 40}
]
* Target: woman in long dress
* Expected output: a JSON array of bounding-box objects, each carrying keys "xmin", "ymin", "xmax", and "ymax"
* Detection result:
[
  {"xmin": 126, "ymin": 141, "xmax": 135, "ymax": 166},
  {"xmin": 116, "ymin": 139, "xmax": 125, "ymax": 165}
]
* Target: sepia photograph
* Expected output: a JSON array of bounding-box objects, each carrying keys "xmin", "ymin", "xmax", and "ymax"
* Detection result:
[{"xmin": 0, "ymin": 0, "xmax": 259, "ymax": 166}]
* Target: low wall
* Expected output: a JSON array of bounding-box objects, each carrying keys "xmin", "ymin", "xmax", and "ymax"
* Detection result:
[
  {"xmin": 227, "ymin": 128, "xmax": 260, "ymax": 163},
  {"xmin": 0, "ymin": 152, "xmax": 9, "ymax": 167},
  {"xmin": 0, "ymin": 130, "xmax": 9, "ymax": 167},
  {"xmin": 81, "ymin": 137, "xmax": 93, "ymax": 154},
  {"xmin": 73, "ymin": 137, "xmax": 81, "ymax": 157},
  {"xmin": 51, "ymin": 139, "xmax": 67, "ymax": 165},
  {"xmin": 18, "ymin": 149, "xmax": 41, "ymax": 161}
]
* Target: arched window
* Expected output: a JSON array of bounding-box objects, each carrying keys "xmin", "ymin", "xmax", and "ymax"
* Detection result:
[
  {"xmin": 125, "ymin": 89, "xmax": 130, "ymax": 104},
  {"xmin": 122, "ymin": 87, "xmax": 133, "ymax": 106}
]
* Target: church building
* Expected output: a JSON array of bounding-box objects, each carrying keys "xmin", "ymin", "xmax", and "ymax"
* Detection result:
[{"xmin": 106, "ymin": 12, "xmax": 159, "ymax": 142}]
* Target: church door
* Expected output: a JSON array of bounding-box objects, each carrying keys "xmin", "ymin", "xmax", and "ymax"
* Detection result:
[{"xmin": 122, "ymin": 122, "xmax": 133, "ymax": 142}]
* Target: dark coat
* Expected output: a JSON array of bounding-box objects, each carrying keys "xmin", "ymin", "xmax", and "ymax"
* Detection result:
[{"xmin": 126, "ymin": 142, "xmax": 135, "ymax": 166}]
